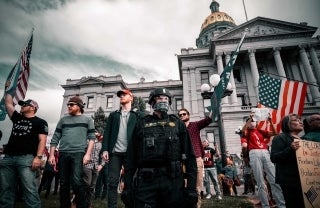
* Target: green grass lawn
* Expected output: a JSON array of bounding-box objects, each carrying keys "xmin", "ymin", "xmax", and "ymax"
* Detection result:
[{"xmin": 14, "ymin": 193, "xmax": 255, "ymax": 208}]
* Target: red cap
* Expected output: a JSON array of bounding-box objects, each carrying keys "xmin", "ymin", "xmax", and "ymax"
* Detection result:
[{"xmin": 117, "ymin": 89, "xmax": 133, "ymax": 97}]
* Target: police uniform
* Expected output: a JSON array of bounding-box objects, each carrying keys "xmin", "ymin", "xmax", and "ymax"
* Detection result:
[{"xmin": 124, "ymin": 112, "xmax": 198, "ymax": 208}]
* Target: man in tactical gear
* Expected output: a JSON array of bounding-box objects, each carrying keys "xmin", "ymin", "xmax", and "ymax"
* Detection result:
[{"xmin": 122, "ymin": 88, "xmax": 198, "ymax": 208}]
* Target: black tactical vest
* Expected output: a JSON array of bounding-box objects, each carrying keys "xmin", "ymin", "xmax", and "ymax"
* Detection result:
[{"xmin": 140, "ymin": 115, "xmax": 182, "ymax": 166}]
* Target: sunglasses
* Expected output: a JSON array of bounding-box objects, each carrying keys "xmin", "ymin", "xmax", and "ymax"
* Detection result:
[
  {"xmin": 67, "ymin": 103, "xmax": 77, "ymax": 107},
  {"xmin": 179, "ymin": 113, "xmax": 187, "ymax": 117},
  {"xmin": 22, "ymin": 104, "xmax": 32, "ymax": 107}
]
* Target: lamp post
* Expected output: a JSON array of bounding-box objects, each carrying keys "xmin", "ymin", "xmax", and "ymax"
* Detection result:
[{"xmin": 200, "ymin": 74, "xmax": 233, "ymax": 167}]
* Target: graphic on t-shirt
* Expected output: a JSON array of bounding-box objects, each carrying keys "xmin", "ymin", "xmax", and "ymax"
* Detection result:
[
  {"xmin": 203, "ymin": 149, "xmax": 214, "ymax": 167},
  {"xmin": 12, "ymin": 119, "xmax": 32, "ymax": 136}
]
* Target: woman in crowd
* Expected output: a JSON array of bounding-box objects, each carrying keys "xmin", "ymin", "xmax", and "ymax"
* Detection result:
[{"xmin": 270, "ymin": 114, "xmax": 304, "ymax": 208}]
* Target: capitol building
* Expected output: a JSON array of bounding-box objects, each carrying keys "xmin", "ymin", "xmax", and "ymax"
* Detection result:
[{"xmin": 60, "ymin": 1, "xmax": 320, "ymax": 156}]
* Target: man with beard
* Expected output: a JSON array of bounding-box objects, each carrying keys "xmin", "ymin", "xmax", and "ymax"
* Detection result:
[
  {"xmin": 49, "ymin": 95, "xmax": 95, "ymax": 208},
  {"xmin": 178, "ymin": 108, "xmax": 212, "ymax": 208}
]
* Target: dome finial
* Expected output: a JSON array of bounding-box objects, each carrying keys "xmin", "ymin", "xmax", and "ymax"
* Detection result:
[{"xmin": 210, "ymin": 0, "xmax": 220, "ymax": 13}]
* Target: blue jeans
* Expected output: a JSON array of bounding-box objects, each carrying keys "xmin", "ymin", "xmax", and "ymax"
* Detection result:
[
  {"xmin": 58, "ymin": 152, "xmax": 88, "ymax": 208},
  {"xmin": 0, "ymin": 154, "xmax": 41, "ymax": 208},
  {"xmin": 249, "ymin": 149, "xmax": 285, "ymax": 208},
  {"xmin": 204, "ymin": 167, "xmax": 221, "ymax": 196}
]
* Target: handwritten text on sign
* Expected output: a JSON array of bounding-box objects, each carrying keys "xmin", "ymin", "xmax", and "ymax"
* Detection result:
[{"xmin": 296, "ymin": 140, "xmax": 320, "ymax": 208}]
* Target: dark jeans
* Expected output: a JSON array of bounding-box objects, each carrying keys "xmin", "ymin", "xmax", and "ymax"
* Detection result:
[
  {"xmin": 108, "ymin": 152, "xmax": 127, "ymax": 208},
  {"xmin": 58, "ymin": 152, "xmax": 88, "ymax": 208},
  {"xmin": 95, "ymin": 164, "xmax": 108, "ymax": 199}
]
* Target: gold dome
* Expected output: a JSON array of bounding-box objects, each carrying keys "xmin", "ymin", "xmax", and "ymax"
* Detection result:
[{"xmin": 201, "ymin": 11, "xmax": 236, "ymax": 32}]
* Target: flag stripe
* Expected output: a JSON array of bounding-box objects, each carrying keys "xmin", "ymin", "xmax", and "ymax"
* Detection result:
[
  {"xmin": 258, "ymin": 74, "xmax": 308, "ymax": 132},
  {"xmin": 0, "ymin": 31, "xmax": 33, "ymax": 121}
]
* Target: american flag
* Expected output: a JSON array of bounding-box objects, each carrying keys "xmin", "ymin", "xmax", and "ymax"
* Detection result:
[
  {"xmin": 0, "ymin": 30, "xmax": 33, "ymax": 121},
  {"xmin": 305, "ymin": 186, "xmax": 318, "ymax": 204},
  {"xmin": 257, "ymin": 73, "xmax": 308, "ymax": 132}
]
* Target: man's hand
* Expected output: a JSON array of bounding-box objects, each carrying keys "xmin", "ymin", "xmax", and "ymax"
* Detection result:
[
  {"xmin": 48, "ymin": 155, "xmax": 56, "ymax": 166},
  {"xmin": 102, "ymin": 151, "xmax": 109, "ymax": 162},
  {"xmin": 83, "ymin": 153, "xmax": 91, "ymax": 165},
  {"xmin": 31, "ymin": 157, "xmax": 42, "ymax": 170}
]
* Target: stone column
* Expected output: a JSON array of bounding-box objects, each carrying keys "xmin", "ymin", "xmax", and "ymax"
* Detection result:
[
  {"xmin": 248, "ymin": 49, "xmax": 260, "ymax": 101},
  {"xmin": 273, "ymin": 47, "xmax": 286, "ymax": 77},
  {"xmin": 217, "ymin": 53, "xmax": 228, "ymax": 104},
  {"xmin": 216, "ymin": 53, "xmax": 224, "ymax": 74},
  {"xmin": 182, "ymin": 69, "xmax": 191, "ymax": 111},
  {"xmin": 299, "ymin": 46, "xmax": 320, "ymax": 103},
  {"xmin": 309, "ymin": 46, "xmax": 320, "ymax": 85},
  {"xmin": 190, "ymin": 68, "xmax": 199, "ymax": 113},
  {"xmin": 225, "ymin": 52, "xmax": 238, "ymax": 104}
]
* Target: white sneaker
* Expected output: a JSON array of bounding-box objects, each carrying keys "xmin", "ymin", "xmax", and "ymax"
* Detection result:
[
  {"xmin": 205, "ymin": 194, "xmax": 212, "ymax": 199},
  {"xmin": 217, "ymin": 195, "xmax": 222, "ymax": 200}
]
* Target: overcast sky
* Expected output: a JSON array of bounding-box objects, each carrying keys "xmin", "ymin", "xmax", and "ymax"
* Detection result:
[{"xmin": 0, "ymin": 0, "xmax": 319, "ymax": 144}]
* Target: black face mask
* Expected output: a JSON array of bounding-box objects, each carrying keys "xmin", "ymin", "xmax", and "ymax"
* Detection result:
[{"xmin": 153, "ymin": 101, "xmax": 169, "ymax": 112}]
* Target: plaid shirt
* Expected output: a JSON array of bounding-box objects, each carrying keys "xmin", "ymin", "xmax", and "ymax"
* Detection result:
[
  {"xmin": 187, "ymin": 116, "xmax": 211, "ymax": 158},
  {"xmin": 84, "ymin": 139, "xmax": 103, "ymax": 169}
]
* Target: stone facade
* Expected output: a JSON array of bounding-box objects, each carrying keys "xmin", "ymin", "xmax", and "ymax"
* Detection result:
[{"xmin": 60, "ymin": 10, "xmax": 320, "ymax": 157}]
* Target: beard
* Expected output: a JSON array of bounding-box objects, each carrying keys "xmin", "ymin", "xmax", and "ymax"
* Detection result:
[{"xmin": 182, "ymin": 117, "xmax": 190, "ymax": 122}]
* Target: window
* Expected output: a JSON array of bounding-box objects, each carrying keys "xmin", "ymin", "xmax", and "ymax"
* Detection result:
[
  {"xmin": 233, "ymin": 68, "xmax": 242, "ymax": 83},
  {"xmin": 237, "ymin": 95, "xmax": 246, "ymax": 106},
  {"xmin": 106, "ymin": 96, "xmax": 113, "ymax": 108},
  {"xmin": 87, "ymin": 96, "xmax": 94, "ymax": 108},
  {"xmin": 201, "ymin": 71, "xmax": 209, "ymax": 85},
  {"xmin": 176, "ymin": 98, "xmax": 182, "ymax": 111},
  {"xmin": 206, "ymin": 132, "xmax": 215, "ymax": 143},
  {"xmin": 203, "ymin": 98, "xmax": 211, "ymax": 113}
]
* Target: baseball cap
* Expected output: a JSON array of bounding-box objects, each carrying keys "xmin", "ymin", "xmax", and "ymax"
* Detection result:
[
  {"xmin": 117, "ymin": 89, "xmax": 133, "ymax": 97},
  {"xmin": 18, "ymin": 99, "xmax": 39, "ymax": 109}
]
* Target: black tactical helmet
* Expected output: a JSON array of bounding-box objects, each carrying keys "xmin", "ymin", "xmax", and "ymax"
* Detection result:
[{"xmin": 148, "ymin": 88, "xmax": 172, "ymax": 106}]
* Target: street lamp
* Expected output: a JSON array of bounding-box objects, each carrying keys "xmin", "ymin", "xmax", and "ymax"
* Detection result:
[{"xmin": 200, "ymin": 74, "xmax": 233, "ymax": 167}]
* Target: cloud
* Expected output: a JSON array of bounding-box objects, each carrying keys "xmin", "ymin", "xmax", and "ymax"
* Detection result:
[{"xmin": 0, "ymin": 0, "xmax": 319, "ymax": 147}]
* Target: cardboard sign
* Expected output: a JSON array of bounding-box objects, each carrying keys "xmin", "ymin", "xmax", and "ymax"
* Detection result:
[{"xmin": 296, "ymin": 140, "xmax": 320, "ymax": 208}]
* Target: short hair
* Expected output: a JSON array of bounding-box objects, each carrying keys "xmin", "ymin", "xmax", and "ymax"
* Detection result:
[{"xmin": 178, "ymin": 108, "xmax": 190, "ymax": 115}]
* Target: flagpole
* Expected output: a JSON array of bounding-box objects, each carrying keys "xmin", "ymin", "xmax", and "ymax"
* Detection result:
[{"xmin": 242, "ymin": 0, "xmax": 248, "ymax": 21}]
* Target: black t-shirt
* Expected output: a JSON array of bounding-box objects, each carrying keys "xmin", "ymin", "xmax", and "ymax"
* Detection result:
[{"xmin": 4, "ymin": 111, "xmax": 48, "ymax": 156}]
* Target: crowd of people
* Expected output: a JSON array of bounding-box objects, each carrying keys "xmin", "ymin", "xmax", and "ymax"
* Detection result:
[{"xmin": 0, "ymin": 84, "xmax": 319, "ymax": 208}]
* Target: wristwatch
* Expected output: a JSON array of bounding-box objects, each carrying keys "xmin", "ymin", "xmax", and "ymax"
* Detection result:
[{"xmin": 36, "ymin": 155, "xmax": 43, "ymax": 159}]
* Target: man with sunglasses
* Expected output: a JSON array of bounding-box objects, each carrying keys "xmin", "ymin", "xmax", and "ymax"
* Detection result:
[
  {"xmin": 178, "ymin": 108, "xmax": 212, "ymax": 208},
  {"xmin": 0, "ymin": 91, "xmax": 48, "ymax": 208},
  {"xmin": 49, "ymin": 95, "xmax": 95, "ymax": 208}
]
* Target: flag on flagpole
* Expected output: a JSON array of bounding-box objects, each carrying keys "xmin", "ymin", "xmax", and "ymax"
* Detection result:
[
  {"xmin": 212, "ymin": 29, "xmax": 248, "ymax": 121},
  {"xmin": 257, "ymin": 73, "xmax": 308, "ymax": 132},
  {"xmin": 0, "ymin": 30, "xmax": 34, "ymax": 121}
]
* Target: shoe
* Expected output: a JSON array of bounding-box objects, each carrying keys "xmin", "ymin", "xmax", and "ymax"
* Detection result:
[
  {"xmin": 217, "ymin": 195, "xmax": 222, "ymax": 200},
  {"xmin": 205, "ymin": 194, "xmax": 212, "ymax": 199},
  {"xmin": 242, "ymin": 192, "xmax": 248, "ymax": 195}
]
